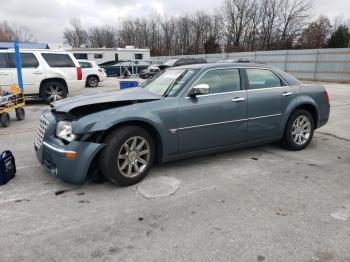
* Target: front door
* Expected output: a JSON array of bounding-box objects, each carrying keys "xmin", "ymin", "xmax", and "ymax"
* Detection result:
[
  {"xmin": 245, "ymin": 68, "xmax": 294, "ymax": 140},
  {"xmin": 8, "ymin": 52, "xmax": 43, "ymax": 95},
  {"xmin": 178, "ymin": 68, "xmax": 248, "ymax": 153},
  {"xmin": 0, "ymin": 53, "xmax": 11, "ymax": 90}
]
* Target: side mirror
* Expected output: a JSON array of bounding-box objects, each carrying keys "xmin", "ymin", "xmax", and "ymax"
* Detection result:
[{"xmin": 189, "ymin": 84, "xmax": 210, "ymax": 97}]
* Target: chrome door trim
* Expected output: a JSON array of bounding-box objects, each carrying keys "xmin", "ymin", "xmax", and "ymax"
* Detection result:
[
  {"xmin": 249, "ymin": 113, "xmax": 282, "ymax": 120},
  {"xmin": 169, "ymin": 113, "xmax": 282, "ymax": 134}
]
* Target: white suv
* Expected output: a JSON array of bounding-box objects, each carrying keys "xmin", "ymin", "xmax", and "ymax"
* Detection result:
[
  {"xmin": 0, "ymin": 49, "xmax": 84, "ymax": 103},
  {"xmin": 78, "ymin": 60, "xmax": 107, "ymax": 87}
]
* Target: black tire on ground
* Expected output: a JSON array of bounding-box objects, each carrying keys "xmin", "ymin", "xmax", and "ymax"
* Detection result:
[
  {"xmin": 41, "ymin": 81, "xmax": 68, "ymax": 104},
  {"xmin": 282, "ymin": 109, "xmax": 314, "ymax": 151},
  {"xmin": 99, "ymin": 126, "xmax": 155, "ymax": 186},
  {"xmin": 15, "ymin": 107, "xmax": 25, "ymax": 121},
  {"xmin": 86, "ymin": 76, "xmax": 99, "ymax": 87},
  {"xmin": 0, "ymin": 112, "xmax": 10, "ymax": 127}
]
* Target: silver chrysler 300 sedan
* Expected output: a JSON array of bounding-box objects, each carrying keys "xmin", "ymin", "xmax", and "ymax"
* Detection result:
[{"xmin": 34, "ymin": 62, "xmax": 330, "ymax": 186}]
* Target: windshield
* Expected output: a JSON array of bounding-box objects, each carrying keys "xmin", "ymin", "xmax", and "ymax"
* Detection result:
[
  {"xmin": 163, "ymin": 59, "xmax": 178, "ymax": 66},
  {"xmin": 142, "ymin": 68, "xmax": 198, "ymax": 97}
]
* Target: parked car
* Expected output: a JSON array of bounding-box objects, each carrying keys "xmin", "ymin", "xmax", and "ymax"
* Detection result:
[
  {"xmin": 0, "ymin": 49, "xmax": 84, "ymax": 103},
  {"xmin": 34, "ymin": 62, "xmax": 330, "ymax": 186},
  {"xmin": 139, "ymin": 64, "xmax": 161, "ymax": 79},
  {"xmin": 78, "ymin": 60, "xmax": 107, "ymax": 87},
  {"xmin": 158, "ymin": 58, "xmax": 207, "ymax": 70}
]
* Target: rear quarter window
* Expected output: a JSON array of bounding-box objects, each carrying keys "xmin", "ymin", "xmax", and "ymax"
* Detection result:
[
  {"xmin": 42, "ymin": 53, "xmax": 75, "ymax": 68},
  {"xmin": 246, "ymin": 68, "xmax": 283, "ymax": 90}
]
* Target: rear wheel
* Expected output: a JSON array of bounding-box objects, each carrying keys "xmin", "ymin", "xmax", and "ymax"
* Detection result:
[
  {"xmin": 282, "ymin": 109, "xmax": 314, "ymax": 151},
  {"xmin": 41, "ymin": 81, "xmax": 67, "ymax": 103},
  {"xmin": 99, "ymin": 126, "xmax": 155, "ymax": 186},
  {"xmin": 86, "ymin": 76, "xmax": 99, "ymax": 87},
  {"xmin": 15, "ymin": 108, "xmax": 25, "ymax": 121},
  {"xmin": 0, "ymin": 112, "xmax": 10, "ymax": 127}
]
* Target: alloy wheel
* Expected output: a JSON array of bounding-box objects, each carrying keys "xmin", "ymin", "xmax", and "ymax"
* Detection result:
[
  {"xmin": 45, "ymin": 84, "xmax": 64, "ymax": 102},
  {"xmin": 117, "ymin": 136, "xmax": 150, "ymax": 178},
  {"xmin": 291, "ymin": 115, "xmax": 311, "ymax": 145},
  {"xmin": 88, "ymin": 77, "xmax": 98, "ymax": 87}
]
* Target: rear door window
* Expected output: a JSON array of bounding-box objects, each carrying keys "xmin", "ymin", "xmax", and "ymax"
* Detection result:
[
  {"xmin": 8, "ymin": 53, "xmax": 39, "ymax": 68},
  {"xmin": 195, "ymin": 68, "xmax": 241, "ymax": 94},
  {"xmin": 246, "ymin": 68, "xmax": 283, "ymax": 90},
  {"xmin": 42, "ymin": 53, "xmax": 75, "ymax": 68},
  {"xmin": 0, "ymin": 53, "xmax": 8, "ymax": 68}
]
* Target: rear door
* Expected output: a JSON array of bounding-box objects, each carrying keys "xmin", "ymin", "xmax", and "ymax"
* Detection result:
[
  {"xmin": 8, "ymin": 52, "xmax": 43, "ymax": 94},
  {"xmin": 0, "ymin": 52, "xmax": 11, "ymax": 90},
  {"xmin": 178, "ymin": 68, "xmax": 248, "ymax": 153},
  {"xmin": 245, "ymin": 68, "xmax": 294, "ymax": 140},
  {"xmin": 41, "ymin": 53, "xmax": 77, "ymax": 81}
]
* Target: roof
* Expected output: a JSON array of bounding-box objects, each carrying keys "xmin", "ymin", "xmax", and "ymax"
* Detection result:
[
  {"xmin": 0, "ymin": 42, "xmax": 49, "ymax": 49},
  {"xmin": 177, "ymin": 62, "xmax": 271, "ymax": 70}
]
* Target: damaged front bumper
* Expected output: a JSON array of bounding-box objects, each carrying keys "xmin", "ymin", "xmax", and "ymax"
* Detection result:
[{"xmin": 35, "ymin": 137, "xmax": 104, "ymax": 184}]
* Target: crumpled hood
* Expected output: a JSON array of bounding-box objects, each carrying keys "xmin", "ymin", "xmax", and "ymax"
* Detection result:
[{"xmin": 51, "ymin": 87, "xmax": 161, "ymax": 113}]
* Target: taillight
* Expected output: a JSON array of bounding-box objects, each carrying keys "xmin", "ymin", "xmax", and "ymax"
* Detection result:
[
  {"xmin": 323, "ymin": 89, "xmax": 330, "ymax": 104},
  {"xmin": 98, "ymin": 68, "xmax": 103, "ymax": 73},
  {"xmin": 77, "ymin": 67, "xmax": 82, "ymax": 80}
]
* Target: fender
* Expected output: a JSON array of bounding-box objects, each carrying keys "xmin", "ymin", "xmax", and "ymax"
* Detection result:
[
  {"xmin": 279, "ymin": 94, "xmax": 319, "ymax": 133},
  {"xmin": 73, "ymin": 104, "xmax": 178, "ymax": 157}
]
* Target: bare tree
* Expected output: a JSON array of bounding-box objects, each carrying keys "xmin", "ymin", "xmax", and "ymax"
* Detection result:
[
  {"xmin": 63, "ymin": 18, "xmax": 88, "ymax": 48},
  {"xmin": 0, "ymin": 20, "xmax": 34, "ymax": 42},
  {"xmin": 298, "ymin": 16, "xmax": 331, "ymax": 49}
]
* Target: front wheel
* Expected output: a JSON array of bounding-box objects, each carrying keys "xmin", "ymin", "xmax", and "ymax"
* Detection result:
[
  {"xmin": 282, "ymin": 109, "xmax": 314, "ymax": 151},
  {"xmin": 99, "ymin": 126, "xmax": 155, "ymax": 186}
]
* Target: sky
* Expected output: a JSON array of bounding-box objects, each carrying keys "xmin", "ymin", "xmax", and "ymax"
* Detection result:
[{"xmin": 0, "ymin": 0, "xmax": 349, "ymax": 43}]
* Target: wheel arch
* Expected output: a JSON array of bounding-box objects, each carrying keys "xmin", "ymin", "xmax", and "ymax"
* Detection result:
[
  {"xmin": 282, "ymin": 102, "xmax": 319, "ymax": 137},
  {"xmin": 87, "ymin": 74, "xmax": 100, "ymax": 81},
  {"xmin": 39, "ymin": 78, "xmax": 68, "ymax": 96},
  {"xmin": 101, "ymin": 120, "xmax": 163, "ymax": 163}
]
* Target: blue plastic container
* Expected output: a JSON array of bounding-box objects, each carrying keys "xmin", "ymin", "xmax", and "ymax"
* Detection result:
[{"xmin": 119, "ymin": 81, "xmax": 140, "ymax": 90}]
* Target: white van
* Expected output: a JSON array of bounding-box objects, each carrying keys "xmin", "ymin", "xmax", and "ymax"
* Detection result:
[{"xmin": 0, "ymin": 49, "xmax": 84, "ymax": 103}]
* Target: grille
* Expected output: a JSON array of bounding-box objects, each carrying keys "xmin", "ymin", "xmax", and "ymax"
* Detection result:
[{"xmin": 35, "ymin": 115, "xmax": 49, "ymax": 148}]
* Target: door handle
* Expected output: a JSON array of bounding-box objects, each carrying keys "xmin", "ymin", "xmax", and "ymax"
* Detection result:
[
  {"xmin": 282, "ymin": 92, "xmax": 293, "ymax": 97},
  {"xmin": 33, "ymin": 71, "xmax": 43, "ymax": 74},
  {"xmin": 0, "ymin": 72, "xmax": 9, "ymax": 75},
  {"xmin": 232, "ymin": 97, "xmax": 245, "ymax": 102}
]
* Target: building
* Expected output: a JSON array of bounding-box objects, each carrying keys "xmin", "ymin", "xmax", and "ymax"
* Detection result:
[{"xmin": 68, "ymin": 46, "xmax": 151, "ymax": 65}]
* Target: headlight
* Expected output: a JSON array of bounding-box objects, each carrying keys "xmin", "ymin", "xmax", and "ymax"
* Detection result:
[{"xmin": 56, "ymin": 121, "xmax": 76, "ymax": 142}]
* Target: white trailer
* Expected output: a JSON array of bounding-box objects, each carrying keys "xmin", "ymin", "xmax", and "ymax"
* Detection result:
[{"xmin": 69, "ymin": 46, "xmax": 151, "ymax": 65}]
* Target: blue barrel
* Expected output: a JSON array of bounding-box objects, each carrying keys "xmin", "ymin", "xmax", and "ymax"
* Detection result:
[{"xmin": 119, "ymin": 81, "xmax": 139, "ymax": 89}]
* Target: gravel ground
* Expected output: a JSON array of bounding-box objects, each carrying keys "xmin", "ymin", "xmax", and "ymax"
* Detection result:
[{"xmin": 0, "ymin": 79, "xmax": 349, "ymax": 262}]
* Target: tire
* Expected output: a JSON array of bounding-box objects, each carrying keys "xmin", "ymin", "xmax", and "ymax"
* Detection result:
[
  {"xmin": 86, "ymin": 76, "xmax": 99, "ymax": 87},
  {"xmin": 0, "ymin": 112, "xmax": 10, "ymax": 127},
  {"xmin": 15, "ymin": 108, "xmax": 25, "ymax": 121},
  {"xmin": 41, "ymin": 81, "xmax": 68, "ymax": 104},
  {"xmin": 99, "ymin": 126, "xmax": 155, "ymax": 186},
  {"xmin": 282, "ymin": 109, "xmax": 314, "ymax": 151}
]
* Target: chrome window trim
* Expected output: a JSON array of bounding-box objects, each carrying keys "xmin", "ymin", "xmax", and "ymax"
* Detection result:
[
  {"xmin": 169, "ymin": 113, "xmax": 282, "ymax": 133},
  {"xmin": 247, "ymin": 86, "xmax": 287, "ymax": 92},
  {"xmin": 182, "ymin": 66, "xmax": 289, "ymax": 98},
  {"xmin": 185, "ymin": 89, "xmax": 246, "ymax": 99}
]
